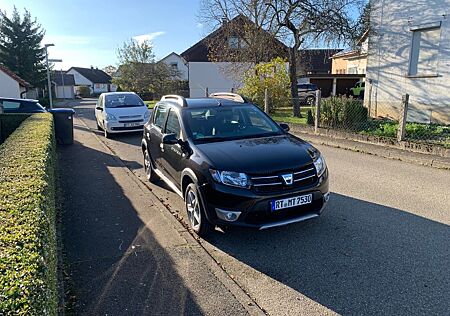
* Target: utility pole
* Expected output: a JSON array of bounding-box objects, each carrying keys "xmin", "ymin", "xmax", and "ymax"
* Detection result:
[{"xmin": 45, "ymin": 44, "xmax": 55, "ymax": 108}]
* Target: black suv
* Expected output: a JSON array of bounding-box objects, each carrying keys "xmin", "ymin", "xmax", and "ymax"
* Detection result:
[{"xmin": 142, "ymin": 93, "xmax": 329, "ymax": 235}]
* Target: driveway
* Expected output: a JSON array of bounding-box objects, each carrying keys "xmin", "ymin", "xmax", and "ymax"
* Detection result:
[{"xmin": 70, "ymin": 98, "xmax": 450, "ymax": 315}]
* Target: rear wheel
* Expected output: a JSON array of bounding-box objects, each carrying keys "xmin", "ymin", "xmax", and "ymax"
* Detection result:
[
  {"xmin": 306, "ymin": 96, "xmax": 315, "ymax": 106},
  {"xmin": 185, "ymin": 183, "xmax": 212, "ymax": 236},
  {"xmin": 143, "ymin": 149, "xmax": 158, "ymax": 182}
]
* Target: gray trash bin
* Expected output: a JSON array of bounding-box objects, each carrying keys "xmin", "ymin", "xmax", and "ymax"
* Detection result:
[{"xmin": 48, "ymin": 108, "xmax": 75, "ymax": 145}]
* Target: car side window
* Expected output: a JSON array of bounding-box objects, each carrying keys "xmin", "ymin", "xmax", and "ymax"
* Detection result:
[
  {"xmin": 165, "ymin": 109, "xmax": 181, "ymax": 139},
  {"xmin": 153, "ymin": 104, "xmax": 168, "ymax": 129},
  {"xmin": 2, "ymin": 101, "xmax": 21, "ymax": 110}
]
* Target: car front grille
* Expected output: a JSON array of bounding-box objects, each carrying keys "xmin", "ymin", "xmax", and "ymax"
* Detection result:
[
  {"xmin": 118, "ymin": 119, "xmax": 143, "ymax": 123},
  {"xmin": 250, "ymin": 163, "xmax": 318, "ymax": 193},
  {"xmin": 118, "ymin": 115, "xmax": 141, "ymax": 119},
  {"xmin": 111, "ymin": 125, "xmax": 144, "ymax": 131}
]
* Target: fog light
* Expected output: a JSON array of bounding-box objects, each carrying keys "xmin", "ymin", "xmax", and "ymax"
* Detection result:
[
  {"xmin": 215, "ymin": 208, "xmax": 241, "ymax": 222},
  {"xmin": 323, "ymin": 192, "xmax": 330, "ymax": 203}
]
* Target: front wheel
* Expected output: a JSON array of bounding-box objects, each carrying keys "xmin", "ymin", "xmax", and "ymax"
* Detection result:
[
  {"xmin": 185, "ymin": 183, "xmax": 212, "ymax": 236},
  {"xmin": 104, "ymin": 126, "xmax": 111, "ymax": 138}
]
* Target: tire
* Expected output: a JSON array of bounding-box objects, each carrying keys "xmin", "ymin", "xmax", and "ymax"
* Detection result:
[
  {"xmin": 185, "ymin": 183, "xmax": 212, "ymax": 236},
  {"xmin": 104, "ymin": 125, "xmax": 111, "ymax": 138},
  {"xmin": 306, "ymin": 96, "xmax": 315, "ymax": 106},
  {"xmin": 143, "ymin": 149, "xmax": 158, "ymax": 182}
]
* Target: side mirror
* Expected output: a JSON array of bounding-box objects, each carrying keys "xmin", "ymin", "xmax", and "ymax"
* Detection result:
[
  {"xmin": 162, "ymin": 133, "xmax": 179, "ymax": 145},
  {"xmin": 96, "ymin": 106, "xmax": 103, "ymax": 111},
  {"xmin": 279, "ymin": 123, "xmax": 290, "ymax": 132}
]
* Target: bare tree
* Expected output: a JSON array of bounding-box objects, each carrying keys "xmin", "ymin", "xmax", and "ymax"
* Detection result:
[
  {"xmin": 113, "ymin": 39, "xmax": 172, "ymax": 97},
  {"xmin": 265, "ymin": 0, "xmax": 364, "ymax": 117},
  {"xmin": 199, "ymin": 0, "xmax": 288, "ymax": 82}
]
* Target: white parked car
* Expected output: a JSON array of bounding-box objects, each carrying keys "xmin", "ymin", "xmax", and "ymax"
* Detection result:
[{"xmin": 95, "ymin": 92, "xmax": 150, "ymax": 138}]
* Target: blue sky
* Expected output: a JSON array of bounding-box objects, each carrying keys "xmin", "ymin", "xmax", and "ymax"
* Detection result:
[{"xmin": 0, "ymin": 0, "xmax": 205, "ymax": 69}]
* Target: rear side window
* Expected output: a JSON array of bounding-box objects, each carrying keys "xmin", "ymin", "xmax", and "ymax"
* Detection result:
[
  {"xmin": 153, "ymin": 104, "xmax": 168, "ymax": 129},
  {"xmin": 2, "ymin": 101, "xmax": 21, "ymax": 110},
  {"xmin": 165, "ymin": 109, "xmax": 181, "ymax": 139}
]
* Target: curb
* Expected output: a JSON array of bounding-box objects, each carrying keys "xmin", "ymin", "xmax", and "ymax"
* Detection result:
[{"xmin": 74, "ymin": 115, "xmax": 266, "ymax": 316}]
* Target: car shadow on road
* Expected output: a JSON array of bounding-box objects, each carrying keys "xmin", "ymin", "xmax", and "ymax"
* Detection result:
[
  {"xmin": 205, "ymin": 193, "xmax": 450, "ymax": 315},
  {"xmin": 58, "ymin": 140, "xmax": 205, "ymax": 315}
]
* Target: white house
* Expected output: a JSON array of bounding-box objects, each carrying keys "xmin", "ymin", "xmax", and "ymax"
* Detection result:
[
  {"xmin": 365, "ymin": 0, "xmax": 450, "ymax": 124},
  {"xmin": 0, "ymin": 65, "xmax": 30, "ymax": 98},
  {"xmin": 160, "ymin": 52, "xmax": 189, "ymax": 81},
  {"xmin": 52, "ymin": 71, "xmax": 75, "ymax": 99},
  {"xmin": 180, "ymin": 15, "xmax": 288, "ymax": 97},
  {"xmin": 66, "ymin": 66, "xmax": 116, "ymax": 95}
]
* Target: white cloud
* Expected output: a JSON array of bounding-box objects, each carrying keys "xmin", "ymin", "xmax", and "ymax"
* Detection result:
[{"xmin": 132, "ymin": 31, "xmax": 166, "ymax": 44}]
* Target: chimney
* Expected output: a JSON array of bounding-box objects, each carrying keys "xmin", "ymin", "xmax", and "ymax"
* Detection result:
[{"xmin": 222, "ymin": 17, "xmax": 227, "ymax": 25}]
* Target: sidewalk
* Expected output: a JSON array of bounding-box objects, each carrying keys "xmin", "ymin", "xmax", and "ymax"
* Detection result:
[
  {"xmin": 58, "ymin": 117, "xmax": 259, "ymax": 315},
  {"xmin": 292, "ymin": 131, "xmax": 450, "ymax": 170}
]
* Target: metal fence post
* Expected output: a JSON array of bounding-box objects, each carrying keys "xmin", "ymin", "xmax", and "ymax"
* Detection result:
[
  {"xmin": 314, "ymin": 89, "xmax": 321, "ymax": 134},
  {"xmin": 397, "ymin": 94, "xmax": 409, "ymax": 142},
  {"xmin": 264, "ymin": 88, "xmax": 269, "ymax": 114}
]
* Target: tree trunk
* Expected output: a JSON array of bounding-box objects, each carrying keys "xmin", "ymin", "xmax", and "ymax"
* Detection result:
[{"xmin": 289, "ymin": 46, "xmax": 301, "ymax": 117}]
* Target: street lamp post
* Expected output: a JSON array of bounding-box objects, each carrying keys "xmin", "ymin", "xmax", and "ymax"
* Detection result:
[{"xmin": 45, "ymin": 44, "xmax": 55, "ymax": 109}]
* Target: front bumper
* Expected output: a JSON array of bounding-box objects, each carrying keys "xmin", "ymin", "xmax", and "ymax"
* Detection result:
[
  {"xmin": 199, "ymin": 170, "xmax": 329, "ymax": 229},
  {"xmin": 104, "ymin": 121, "xmax": 145, "ymax": 133}
]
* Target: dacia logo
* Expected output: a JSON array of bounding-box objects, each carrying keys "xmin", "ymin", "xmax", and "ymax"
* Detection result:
[{"xmin": 281, "ymin": 173, "xmax": 293, "ymax": 185}]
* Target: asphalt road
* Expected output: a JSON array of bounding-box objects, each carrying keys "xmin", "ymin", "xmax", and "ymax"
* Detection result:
[{"xmin": 73, "ymin": 99, "xmax": 450, "ymax": 315}]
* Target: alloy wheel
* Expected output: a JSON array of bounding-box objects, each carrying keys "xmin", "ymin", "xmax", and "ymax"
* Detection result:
[
  {"xmin": 186, "ymin": 189, "xmax": 201, "ymax": 230},
  {"xmin": 144, "ymin": 151, "xmax": 152, "ymax": 180}
]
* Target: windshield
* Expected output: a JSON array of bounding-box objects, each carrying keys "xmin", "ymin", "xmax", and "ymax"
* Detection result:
[
  {"xmin": 185, "ymin": 105, "xmax": 283, "ymax": 143},
  {"xmin": 105, "ymin": 94, "xmax": 145, "ymax": 108}
]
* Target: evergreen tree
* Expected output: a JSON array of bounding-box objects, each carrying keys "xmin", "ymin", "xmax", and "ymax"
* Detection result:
[{"xmin": 0, "ymin": 7, "xmax": 46, "ymax": 87}]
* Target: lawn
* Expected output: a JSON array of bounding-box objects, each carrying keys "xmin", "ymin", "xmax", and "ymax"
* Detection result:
[
  {"xmin": 360, "ymin": 120, "xmax": 450, "ymax": 148},
  {"xmin": 270, "ymin": 106, "xmax": 313, "ymax": 125},
  {"xmin": 144, "ymin": 100, "xmax": 157, "ymax": 109}
]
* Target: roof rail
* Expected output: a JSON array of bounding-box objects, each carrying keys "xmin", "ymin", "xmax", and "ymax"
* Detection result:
[
  {"xmin": 209, "ymin": 92, "xmax": 248, "ymax": 103},
  {"xmin": 160, "ymin": 95, "xmax": 188, "ymax": 107}
]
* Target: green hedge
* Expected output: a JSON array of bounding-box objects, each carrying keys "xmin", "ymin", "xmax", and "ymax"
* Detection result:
[
  {"xmin": 0, "ymin": 114, "xmax": 31, "ymax": 144},
  {"xmin": 0, "ymin": 113, "xmax": 57, "ymax": 315}
]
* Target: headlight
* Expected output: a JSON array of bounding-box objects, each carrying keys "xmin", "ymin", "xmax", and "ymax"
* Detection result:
[
  {"xmin": 105, "ymin": 113, "xmax": 117, "ymax": 121},
  {"xmin": 210, "ymin": 169, "xmax": 249, "ymax": 188},
  {"xmin": 144, "ymin": 111, "xmax": 150, "ymax": 121},
  {"xmin": 313, "ymin": 153, "xmax": 326, "ymax": 177}
]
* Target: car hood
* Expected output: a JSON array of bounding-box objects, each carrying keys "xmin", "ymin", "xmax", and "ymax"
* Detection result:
[
  {"xmin": 105, "ymin": 106, "xmax": 148, "ymax": 118},
  {"xmin": 196, "ymin": 135, "xmax": 314, "ymax": 174}
]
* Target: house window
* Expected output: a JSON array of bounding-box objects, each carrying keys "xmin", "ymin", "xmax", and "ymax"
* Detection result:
[
  {"xmin": 228, "ymin": 36, "xmax": 239, "ymax": 49},
  {"xmin": 409, "ymin": 24, "xmax": 441, "ymax": 76},
  {"xmin": 170, "ymin": 62, "xmax": 178, "ymax": 71},
  {"xmin": 347, "ymin": 67, "xmax": 358, "ymax": 74}
]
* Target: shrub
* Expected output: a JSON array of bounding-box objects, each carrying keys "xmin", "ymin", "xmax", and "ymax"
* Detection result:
[
  {"xmin": 0, "ymin": 114, "xmax": 31, "ymax": 143},
  {"xmin": 320, "ymin": 96, "xmax": 368, "ymax": 130},
  {"xmin": 77, "ymin": 86, "xmax": 91, "ymax": 97},
  {"xmin": 38, "ymin": 98, "xmax": 50, "ymax": 107},
  {"xmin": 0, "ymin": 113, "xmax": 58, "ymax": 315},
  {"xmin": 239, "ymin": 57, "xmax": 290, "ymax": 112}
]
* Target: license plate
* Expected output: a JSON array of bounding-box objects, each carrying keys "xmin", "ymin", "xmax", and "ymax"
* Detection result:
[
  {"xmin": 124, "ymin": 123, "xmax": 140, "ymax": 127},
  {"xmin": 271, "ymin": 194, "xmax": 313, "ymax": 211}
]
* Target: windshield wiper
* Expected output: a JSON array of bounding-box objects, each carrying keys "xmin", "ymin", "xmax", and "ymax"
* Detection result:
[{"xmin": 196, "ymin": 136, "xmax": 228, "ymax": 143}]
